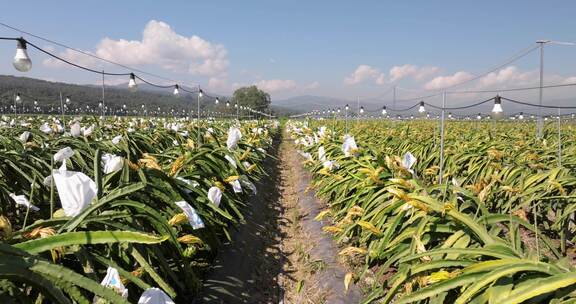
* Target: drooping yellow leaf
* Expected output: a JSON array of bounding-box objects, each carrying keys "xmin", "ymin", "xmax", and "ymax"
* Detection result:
[{"xmin": 344, "ymin": 272, "xmax": 354, "ymax": 292}]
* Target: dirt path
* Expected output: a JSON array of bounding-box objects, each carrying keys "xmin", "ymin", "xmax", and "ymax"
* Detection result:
[{"xmin": 199, "ymin": 131, "xmax": 362, "ymax": 303}]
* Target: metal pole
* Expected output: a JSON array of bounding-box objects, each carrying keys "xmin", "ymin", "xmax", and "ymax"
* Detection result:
[
  {"xmin": 59, "ymin": 91, "xmax": 65, "ymax": 126},
  {"xmin": 393, "ymin": 85, "xmax": 396, "ymax": 111},
  {"xmin": 356, "ymin": 96, "xmax": 360, "ymax": 124},
  {"xmin": 558, "ymin": 108, "xmax": 562, "ymax": 167},
  {"xmin": 438, "ymin": 91, "xmax": 446, "ymax": 185},
  {"xmin": 197, "ymin": 88, "xmax": 201, "ymax": 145},
  {"xmin": 102, "ymin": 70, "xmax": 105, "ymax": 117},
  {"xmin": 236, "ymin": 101, "xmax": 239, "ymax": 121},
  {"xmin": 345, "ymin": 107, "xmax": 348, "ymax": 134},
  {"xmin": 537, "ymin": 41, "xmax": 545, "ymax": 138},
  {"xmin": 13, "ymin": 93, "xmax": 16, "ymax": 115}
]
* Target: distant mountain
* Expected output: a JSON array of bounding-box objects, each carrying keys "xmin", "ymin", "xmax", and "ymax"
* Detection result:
[{"xmin": 272, "ymin": 95, "xmax": 351, "ymax": 112}]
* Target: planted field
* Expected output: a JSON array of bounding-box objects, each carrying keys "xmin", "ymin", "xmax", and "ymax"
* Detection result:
[
  {"xmin": 288, "ymin": 119, "xmax": 576, "ymax": 303},
  {"xmin": 0, "ymin": 115, "xmax": 277, "ymax": 303}
]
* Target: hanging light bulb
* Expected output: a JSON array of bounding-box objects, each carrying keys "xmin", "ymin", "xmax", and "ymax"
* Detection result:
[
  {"xmin": 382, "ymin": 106, "xmax": 387, "ymax": 115},
  {"xmin": 337, "ymin": 107, "xmax": 341, "ymax": 113},
  {"xmin": 477, "ymin": 113, "xmax": 482, "ymax": 120},
  {"xmin": 226, "ymin": 100, "xmax": 230, "ymax": 107},
  {"xmin": 13, "ymin": 38, "xmax": 32, "ymax": 72},
  {"xmin": 33, "ymin": 100, "xmax": 38, "ymax": 106},
  {"xmin": 15, "ymin": 93, "xmax": 21, "ymax": 102},
  {"xmin": 128, "ymin": 73, "xmax": 137, "ymax": 92},
  {"xmin": 518, "ymin": 112, "xmax": 524, "ymax": 120},
  {"xmin": 418, "ymin": 101, "xmax": 426, "ymax": 113},
  {"xmin": 173, "ymin": 85, "xmax": 180, "ymax": 96},
  {"xmin": 448, "ymin": 112, "xmax": 453, "ymax": 119},
  {"xmin": 65, "ymin": 96, "xmax": 71, "ymax": 104},
  {"xmin": 492, "ymin": 95, "xmax": 503, "ymax": 113},
  {"xmin": 215, "ymin": 97, "xmax": 219, "ymax": 104},
  {"xmin": 360, "ymin": 106, "xmax": 364, "ymax": 114},
  {"xmin": 345, "ymin": 104, "xmax": 349, "ymax": 111}
]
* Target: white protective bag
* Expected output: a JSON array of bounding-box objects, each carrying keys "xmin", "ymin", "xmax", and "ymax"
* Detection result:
[
  {"xmin": 402, "ymin": 152, "xmax": 417, "ymax": 174},
  {"xmin": 9, "ymin": 193, "xmax": 39, "ymax": 211},
  {"xmin": 318, "ymin": 146, "xmax": 327, "ymax": 162},
  {"xmin": 70, "ymin": 122, "xmax": 81, "ymax": 137},
  {"xmin": 174, "ymin": 201, "xmax": 205, "ymax": 229},
  {"xmin": 102, "ymin": 153, "xmax": 124, "ymax": 174},
  {"xmin": 224, "ymin": 155, "xmax": 237, "ymax": 168},
  {"xmin": 19, "ymin": 131, "xmax": 30, "ymax": 143},
  {"xmin": 226, "ymin": 127, "xmax": 242, "ymax": 150},
  {"xmin": 138, "ymin": 288, "xmax": 175, "ymax": 304},
  {"xmin": 207, "ymin": 187, "xmax": 222, "ymax": 207},
  {"xmin": 341, "ymin": 135, "xmax": 358, "ymax": 157},
  {"xmin": 52, "ymin": 169, "xmax": 97, "ymax": 217},
  {"xmin": 40, "ymin": 122, "xmax": 52, "ymax": 134},
  {"xmin": 95, "ymin": 266, "xmax": 128, "ymax": 301}
]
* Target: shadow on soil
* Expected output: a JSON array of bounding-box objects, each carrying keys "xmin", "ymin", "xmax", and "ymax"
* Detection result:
[{"xmin": 198, "ymin": 134, "xmax": 290, "ymax": 304}]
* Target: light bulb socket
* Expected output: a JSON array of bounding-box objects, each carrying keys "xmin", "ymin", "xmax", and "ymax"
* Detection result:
[{"xmin": 16, "ymin": 38, "xmax": 27, "ymax": 50}]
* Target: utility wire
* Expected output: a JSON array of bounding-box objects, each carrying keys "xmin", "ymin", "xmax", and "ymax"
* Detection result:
[{"xmin": 0, "ymin": 21, "xmax": 196, "ymax": 87}]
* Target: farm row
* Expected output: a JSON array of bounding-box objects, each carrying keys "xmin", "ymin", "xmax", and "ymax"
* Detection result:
[
  {"xmin": 0, "ymin": 115, "xmax": 278, "ymax": 303},
  {"xmin": 288, "ymin": 119, "xmax": 576, "ymax": 303}
]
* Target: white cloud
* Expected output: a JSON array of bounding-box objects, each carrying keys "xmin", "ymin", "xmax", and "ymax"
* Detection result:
[
  {"xmin": 208, "ymin": 77, "xmax": 228, "ymax": 89},
  {"xmin": 43, "ymin": 48, "xmax": 100, "ymax": 68},
  {"xmin": 344, "ymin": 65, "xmax": 386, "ymax": 85},
  {"xmin": 476, "ymin": 66, "xmax": 537, "ymax": 88},
  {"xmin": 44, "ymin": 20, "xmax": 229, "ymax": 83},
  {"xmin": 254, "ymin": 79, "xmax": 297, "ymax": 92},
  {"xmin": 563, "ymin": 76, "xmax": 576, "ymax": 84},
  {"xmin": 389, "ymin": 64, "xmax": 439, "ymax": 82},
  {"xmin": 304, "ymin": 81, "xmax": 320, "ymax": 89},
  {"xmin": 424, "ymin": 71, "xmax": 474, "ymax": 90}
]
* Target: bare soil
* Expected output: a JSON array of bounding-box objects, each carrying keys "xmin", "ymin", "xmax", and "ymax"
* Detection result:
[{"xmin": 198, "ymin": 130, "xmax": 363, "ymax": 303}]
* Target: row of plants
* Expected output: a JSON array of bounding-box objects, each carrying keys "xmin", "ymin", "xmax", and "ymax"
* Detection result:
[
  {"xmin": 288, "ymin": 119, "xmax": 576, "ymax": 304},
  {"xmin": 0, "ymin": 115, "xmax": 278, "ymax": 303}
]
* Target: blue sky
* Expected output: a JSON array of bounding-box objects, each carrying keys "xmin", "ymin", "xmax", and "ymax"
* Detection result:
[{"xmin": 1, "ymin": 1, "xmax": 576, "ymax": 104}]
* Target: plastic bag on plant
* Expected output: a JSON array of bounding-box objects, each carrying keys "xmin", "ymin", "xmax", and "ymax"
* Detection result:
[
  {"xmin": 81, "ymin": 124, "xmax": 95, "ymax": 137},
  {"xmin": 318, "ymin": 126, "xmax": 327, "ymax": 138},
  {"xmin": 40, "ymin": 122, "xmax": 52, "ymax": 134},
  {"xmin": 112, "ymin": 135, "xmax": 123, "ymax": 145},
  {"xmin": 230, "ymin": 180, "xmax": 242, "ymax": 193},
  {"xmin": 102, "ymin": 153, "xmax": 124, "ymax": 174},
  {"xmin": 208, "ymin": 186, "xmax": 222, "ymax": 207},
  {"xmin": 137, "ymin": 288, "xmax": 174, "ymax": 304},
  {"xmin": 54, "ymin": 147, "xmax": 75, "ymax": 170},
  {"xmin": 318, "ymin": 146, "xmax": 327, "ymax": 162},
  {"xmin": 9, "ymin": 193, "xmax": 39, "ymax": 211},
  {"xmin": 323, "ymin": 160, "xmax": 338, "ymax": 171},
  {"xmin": 94, "ymin": 266, "xmax": 128, "ymax": 301},
  {"xmin": 341, "ymin": 135, "xmax": 358, "ymax": 157},
  {"xmin": 18, "ymin": 131, "xmax": 30, "ymax": 143},
  {"xmin": 224, "ymin": 155, "xmax": 237, "ymax": 168},
  {"xmin": 52, "ymin": 168, "xmax": 97, "ymax": 217},
  {"xmin": 226, "ymin": 127, "xmax": 242, "ymax": 150},
  {"xmin": 402, "ymin": 152, "xmax": 417, "ymax": 174},
  {"xmin": 174, "ymin": 201, "xmax": 205, "ymax": 229},
  {"xmin": 239, "ymin": 175, "xmax": 257, "ymax": 194},
  {"xmin": 70, "ymin": 122, "xmax": 81, "ymax": 137}
]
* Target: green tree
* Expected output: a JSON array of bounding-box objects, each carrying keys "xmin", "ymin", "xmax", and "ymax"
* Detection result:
[{"xmin": 232, "ymin": 86, "xmax": 271, "ymax": 110}]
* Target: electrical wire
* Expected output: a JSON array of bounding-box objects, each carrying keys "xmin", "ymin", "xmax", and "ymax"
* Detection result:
[
  {"xmin": 501, "ymin": 96, "xmax": 576, "ymax": 109},
  {"xmin": 26, "ymin": 40, "xmax": 131, "ymax": 76},
  {"xmin": 0, "ymin": 22, "xmax": 197, "ymax": 87}
]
